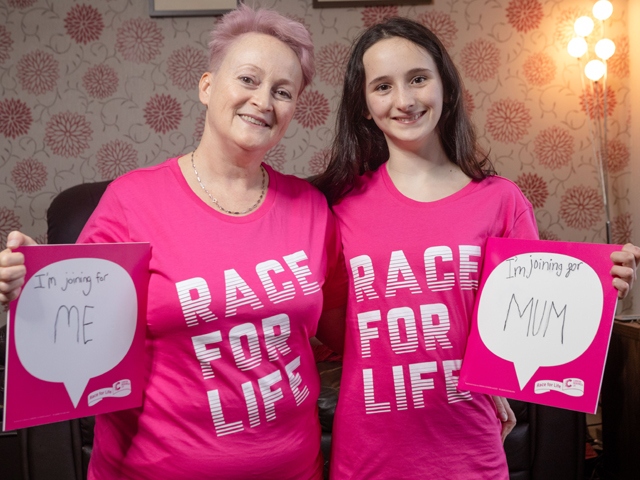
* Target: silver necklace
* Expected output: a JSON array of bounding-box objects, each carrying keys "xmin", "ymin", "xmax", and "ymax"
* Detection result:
[{"xmin": 191, "ymin": 150, "xmax": 266, "ymax": 215}]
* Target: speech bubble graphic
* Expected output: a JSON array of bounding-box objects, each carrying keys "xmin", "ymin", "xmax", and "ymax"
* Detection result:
[
  {"xmin": 477, "ymin": 252, "xmax": 603, "ymax": 390},
  {"xmin": 14, "ymin": 258, "xmax": 137, "ymax": 407}
]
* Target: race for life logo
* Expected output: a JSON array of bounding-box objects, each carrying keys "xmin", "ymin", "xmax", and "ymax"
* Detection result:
[
  {"xmin": 533, "ymin": 378, "xmax": 585, "ymax": 397},
  {"xmin": 87, "ymin": 379, "xmax": 132, "ymax": 406}
]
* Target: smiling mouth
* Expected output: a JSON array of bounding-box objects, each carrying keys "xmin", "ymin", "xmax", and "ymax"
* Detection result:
[
  {"xmin": 239, "ymin": 114, "xmax": 269, "ymax": 127},
  {"xmin": 395, "ymin": 112, "xmax": 425, "ymax": 123}
]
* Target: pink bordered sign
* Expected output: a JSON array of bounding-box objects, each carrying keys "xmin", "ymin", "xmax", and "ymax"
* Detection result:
[
  {"xmin": 459, "ymin": 237, "xmax": 620, "ymax": 414},
  {"xmin": 3, "ymin": 243, "xmax": 150, "ymax": 431}
]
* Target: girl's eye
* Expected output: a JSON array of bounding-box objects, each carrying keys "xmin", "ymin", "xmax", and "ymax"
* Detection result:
[
  {"xmin": 375, "ymin": 84, "xmax": 391, "ymax": 92},
  {"xmin": 412, "ymin": 76, "xmax": 427, "ymax": 84}
]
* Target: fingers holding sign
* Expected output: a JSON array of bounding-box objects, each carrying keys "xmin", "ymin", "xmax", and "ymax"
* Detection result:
[
  {"xmin": 492, "ymin": 396, "xmax": 516, "ymax": 443},
  {"xmin": 610, "ymin": 243, "xmax": 640, "ymax": 299},
  {"xmin": 0, "ymin": 231, "xmax": 37, "ymax": 305}
]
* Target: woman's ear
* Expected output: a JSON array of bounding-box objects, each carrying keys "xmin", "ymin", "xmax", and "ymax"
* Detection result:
[
  {"xmin": 364, "ymin": 109, "xmax": 372, "ymax": 120},
  {"xmin": 198, "ymin": 72, "xmax": 213, "ymax": 106}
]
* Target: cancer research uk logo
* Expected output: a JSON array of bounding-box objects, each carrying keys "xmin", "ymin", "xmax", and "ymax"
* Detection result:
[{"xmin": 534, "ymin": 378, "xmax": 585, "ymax": 397}]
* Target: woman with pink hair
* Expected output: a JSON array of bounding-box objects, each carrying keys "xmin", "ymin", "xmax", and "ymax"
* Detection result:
[{"xmin": 0, "ymin": 5, "xmax": 338, "ymax": 479}]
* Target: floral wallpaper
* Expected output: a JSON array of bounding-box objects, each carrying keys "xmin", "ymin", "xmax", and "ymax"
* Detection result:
[{"xmin": 0, "ymin": 0, "xmax": 635, "ymax": 310}]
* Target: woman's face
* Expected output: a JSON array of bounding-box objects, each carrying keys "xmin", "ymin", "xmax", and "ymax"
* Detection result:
[
  {"xmin": 200, "ymin": 33, "xmax": 303, "ymax": 156},
  {"xmin": 362, "ymin": 36, "xmax": 444, "ymax": 153}
]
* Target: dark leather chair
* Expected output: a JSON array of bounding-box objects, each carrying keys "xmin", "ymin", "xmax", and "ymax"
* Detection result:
[{"xmin": 9, "ymin": 181, "xmax": 585, "ymax": 479}]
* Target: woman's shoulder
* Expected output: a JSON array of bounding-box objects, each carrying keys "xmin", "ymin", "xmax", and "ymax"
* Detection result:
[
  {"xmin": 268, "ymin": 166, "xmax": 328, "ymax": 204},
  {"xmin": 107, "ymin": 157, "xmax": 179, "ymax": 191}
]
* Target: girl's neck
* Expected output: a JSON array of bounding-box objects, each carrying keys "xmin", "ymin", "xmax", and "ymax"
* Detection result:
[{"xmin": 385, "ymin": 142, "xmax": 471, "ymax": 202}]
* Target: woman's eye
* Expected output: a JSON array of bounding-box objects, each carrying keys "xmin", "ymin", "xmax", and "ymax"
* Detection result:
[
  {"xmin": 240, "ymin": 76, "xmax": 254, "ymax": 84},
  {"xmin": 275, "ymin": 89, "xmax": 292, "ymax": 100}
]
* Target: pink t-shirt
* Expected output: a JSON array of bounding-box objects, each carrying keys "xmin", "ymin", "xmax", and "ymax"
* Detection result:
[
  {"xmin": 79, "ymin": 158, "xmax": 340, "ymax": 480},
  {"xmin": 327, "ymin": 165, "xmax": 538, "ymax": 480}
]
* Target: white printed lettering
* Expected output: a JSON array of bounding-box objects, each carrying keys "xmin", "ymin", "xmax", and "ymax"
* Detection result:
[
  {"xmin": 229, "ymin": 323, "xmax": 262, "ymax": 371},
  {"xmin": 424, "ymin": 246, "xmax": 455, "ymax": 291},
  {"xmin": 443, "ymin": 359, "xmax": 472, "ymax": 404},
  {"xmin": 258, "ymin": 370, "xmax": 284, "ymax": 422},
  {"xmin": 224, "ymin": 269, "xmax": 264, "ymax": 317},
  {"xmin": 420, "ymin": 304, "xmax": 453, "ymax": 350},
  {"xmin": 256, "ymin": 260, "xmax": 296, "ymax": 304},
  {"xmin": 387, "ymin": 307, "xmax": 419, "ymax": 355},
  {"xmin": 385, "ymin": 250, "xmax": 423, "ymax": 297},
  {"xmin": 283, "ymin": 251, "xmax": 320, "ymax": 295},
  {"xmin": 363, "ymin": 368, "xmax": 392, "ymax": 414},
  {"xmin": 409, "ymin": 362, "xmax": 437, "ymax": 409},
  {"xmin": 176, "ymin": 277, "xmax": 217, "ymax": 327},
  {"xmin": 285, "ymin": 356, "xmax": 309, "ymax": 406},
  {"xmin": 459, "ymin": 245, "xmax": 481, "ymax": 290},
  {"xmin": 191, "ymin": 331, "xmax": 222, "ymax": 379},
  {"xmin": 350, "ymin": 255, "xmax": 379, "ymax": 302},
  {"xmin": 358, "ymin": 310, "xmax": 381, "ymax": 358},
  {"xmin": 262, "ymin": 313, "xmax": 292, "ymax": 360},
  {"xmin": 207, "ymin": 389, "xmax": 244, "ymax": 437}
]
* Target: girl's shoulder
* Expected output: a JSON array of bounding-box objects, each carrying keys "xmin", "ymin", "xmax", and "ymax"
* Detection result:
[{"xmin": 473, "ymin": 174, "xmax": 533, "ymax": 209}]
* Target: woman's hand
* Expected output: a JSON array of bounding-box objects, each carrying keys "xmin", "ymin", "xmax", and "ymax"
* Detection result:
[
  {"xmin": 0, "ymin": 231, "xmax": 37, "ymax": 305},
  {"xmin": 611, "ymin": 243, "xmax": 640, "ymax": 299},
  {"xmin": 492, "ymin": 396, "xmax": 516, "ymax": 443}
]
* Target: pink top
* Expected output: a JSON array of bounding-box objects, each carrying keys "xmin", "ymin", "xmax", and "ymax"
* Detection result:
[
  {"xmin": 80, "ymin": 158, "xmax": 340, "ymax": 480},
  {"xmin": 326, "ymin": 164, "xmax": 538, "ymax": 479}
]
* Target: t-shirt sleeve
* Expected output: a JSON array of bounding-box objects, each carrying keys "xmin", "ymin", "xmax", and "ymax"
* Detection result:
[
  {"xmin": 509, "ymin": 204, "xmax": 539, "ymax": 241},
  {"xmin": 77, "ymin": 184, "xmax": 131, "ymax": 244},
  {"xmin": 505, "ymin": 183, "xmax": 539, "ymax": 241},
  {"xmin": 321, "ymin": 211, "xmax": 348, "ymax": 311}
]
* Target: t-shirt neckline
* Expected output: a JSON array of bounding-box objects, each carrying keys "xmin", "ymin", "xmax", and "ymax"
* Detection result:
[
  {"xmin": 379, "ymin": 162, "xmax": 478, "ymax": 208},
  {"xmin": 170, "ymin": 157, "xmax": 276, "ymax": 223}
]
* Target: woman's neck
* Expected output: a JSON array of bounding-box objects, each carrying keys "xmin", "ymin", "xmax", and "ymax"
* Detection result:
[
  {"xmin": 178, "ymin": 137, "xmax": 269, "ymax": 215},
  {"xmin": 196, "ymin": 130, "xmax": 267, "ymax": 178}
]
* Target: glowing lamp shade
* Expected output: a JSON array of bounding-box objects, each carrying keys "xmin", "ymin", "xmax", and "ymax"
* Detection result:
[
  {"xmin": 574, "ymin": 16, "xmax": 595, "ymax": 36},
  {"xmin": 585, "ymin": 59, "xmax": 606, "ymax": 81},
  {"xmin": 568, "ymin": 37, "xmax": 588, "ymax": 58},
  {"xmin": 595, "ymin": 38, "xmax": 616, "ymax": 60},
  {"xmin": 593, "ymin": 0, "xmax": 613, "ymax": 20}
]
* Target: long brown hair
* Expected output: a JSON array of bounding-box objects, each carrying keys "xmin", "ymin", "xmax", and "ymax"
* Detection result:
[{"xmin": 314, "ymin": 17, "xmax": 495, "ymax": 205}]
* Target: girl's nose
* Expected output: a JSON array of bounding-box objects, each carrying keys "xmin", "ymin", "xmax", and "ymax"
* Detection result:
[{"xmin": 395, "ymin": 86, "xmax": 415, "ymax": 110}]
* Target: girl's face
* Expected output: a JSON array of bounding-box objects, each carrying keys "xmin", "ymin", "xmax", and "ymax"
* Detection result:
[{"xmin": 362, "ymin": 36, "xmax": 444, "ymax": 153}]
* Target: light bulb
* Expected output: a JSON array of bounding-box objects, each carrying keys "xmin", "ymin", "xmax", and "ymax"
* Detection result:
[
  {"xmin": 567, "ymin": 37, "xmax": 588, "ymax": 58},
  {"xmin": 595, "ymin": 38, "xmax": 616, "ymax": 60},
  {"xmin": 574, "ymin": 16, "xmax": 595, "ymax": 36},
  {"xmin": 593, "ymin": 0, "xmax": 613, "ymax": 20},
  {"xmin": 585, "ymin": 59, "xmax": 606, "ymax": 81}
]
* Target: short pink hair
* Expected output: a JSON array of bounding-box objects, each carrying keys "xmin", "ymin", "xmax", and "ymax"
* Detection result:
[{"xmin": 208, "ymin": 4, "xmax": 315, "ymax": 91}]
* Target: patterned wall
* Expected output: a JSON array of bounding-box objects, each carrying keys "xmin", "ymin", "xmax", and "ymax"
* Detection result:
[{"xmin": 0, "ymin": 0, "xmax": 634, "ymax": 309}]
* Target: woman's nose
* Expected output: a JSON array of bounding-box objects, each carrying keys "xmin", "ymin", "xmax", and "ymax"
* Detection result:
[{"xmin": 252, "ymin": 86, "xmax": 273, "ymax": 111}]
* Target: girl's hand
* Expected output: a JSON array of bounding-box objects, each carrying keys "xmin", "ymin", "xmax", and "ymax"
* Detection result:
[
  {"xmin": 492, "ymin": 396, "xmax": 516, "ymax": 443},
  {"xmin": 611, "ymin": 243, "xmax": 640, "ymax": 299}
]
